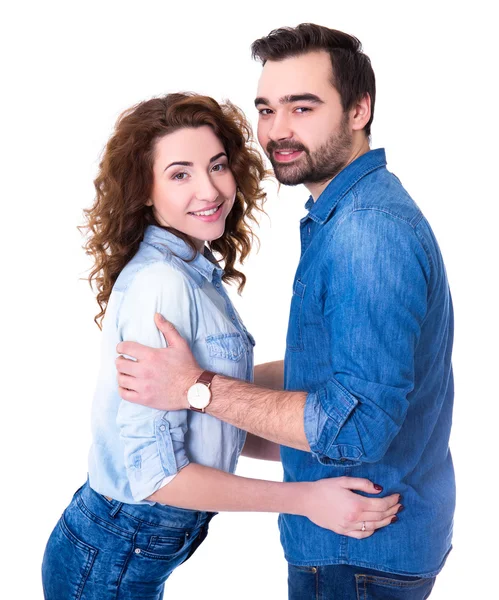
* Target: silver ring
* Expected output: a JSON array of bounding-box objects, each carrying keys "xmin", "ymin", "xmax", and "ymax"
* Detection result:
[{"xmin": 361, "ymin": 521, "xmax": 366, "ymax": 532}]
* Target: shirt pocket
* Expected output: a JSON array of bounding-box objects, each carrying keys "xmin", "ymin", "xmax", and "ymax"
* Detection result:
[
  {"xmin": 206, "ymin": 332, "xmax": 248, "ymax": 377},
  {"xmin": 286, "ymin": 279, "xmax": 306, "ymax": 352}
]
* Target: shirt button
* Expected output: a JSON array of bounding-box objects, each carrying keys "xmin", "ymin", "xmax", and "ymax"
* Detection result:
[
  {"xmin": 134, "ymin": 548, "xmax": 141, "ymax": 554},
  {"xmin": 159, "ymin": 425, "xmax": 166, "ymax": 432},
  {"xmin": 231, "ymin": 316, "xmax": 236, "ymax": 321}
]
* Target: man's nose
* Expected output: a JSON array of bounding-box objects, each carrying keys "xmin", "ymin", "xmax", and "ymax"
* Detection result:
[{"xmin": 268, "ymin": 112, "xmax": 293, "ymax": 142}]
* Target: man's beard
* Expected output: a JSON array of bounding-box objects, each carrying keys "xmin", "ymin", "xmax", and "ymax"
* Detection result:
[{"xmin": 267, "ymin": 115, "xmax": 352, "ymax": 186}]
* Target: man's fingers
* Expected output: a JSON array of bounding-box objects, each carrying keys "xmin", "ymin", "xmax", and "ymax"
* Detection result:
[
  {"xmin": 116, "ymin": 356, "xmax": 139, "ymax": 376},
  {"xmin": 118, "ymin": 386, "xmax": 140, "ymax": 403},
  {"xmin": 117, "ymin": 374, "xmax": 138, "ymax": 392},
  {"xmin": 154, "ymin": 313, "xmax": 184, "ymax": 347},
  {"xmin": 116, "ymin": 341, "xmax": 151, "ymax": 359}
]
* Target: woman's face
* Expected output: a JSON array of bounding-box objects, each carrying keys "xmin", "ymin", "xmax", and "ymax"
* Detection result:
[{"xmin": 148, "ymin": 125, "xmax": 237, "ymax": 250}]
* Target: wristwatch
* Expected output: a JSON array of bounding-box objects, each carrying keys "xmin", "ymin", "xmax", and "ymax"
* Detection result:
[{"xmin": 187, "ymin": 370, "xmax": 216, "ymax": 413}]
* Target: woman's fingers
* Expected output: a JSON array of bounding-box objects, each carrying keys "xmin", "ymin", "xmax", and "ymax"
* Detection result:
[
  {"xmin": 369, "ymin": 514, "xmax": 399, "ymax": 531},
  {"xmin": 360, "ymin": 493, "xmax": 401, "ymax": 513},
  {"xmin": 345, "ymin": 530, "xmax": 374, "ymax": 540},
  {"xmin": 338, "ymin": 477, "xmax": 384, "ymax": 495},
  {"xmin": 343, "ymin": 514, "xmax": 399, "ymax": 539},
  {"xmin": 340, "ymin": 500, "xmax": 403, "ymax": 539},
  {"xmin": 359, "ymin": 503, "xmax": 403, "ymax": 524}
]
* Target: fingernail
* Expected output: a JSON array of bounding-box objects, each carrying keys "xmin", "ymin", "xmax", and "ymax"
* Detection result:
[
  {"xmin": 157, "ymin": 313, "xmax": 165, "ymax": 322},
  {"xmin": 373, "ymin": 484, "xmax": 383, "ymax": 491},
  {"xmin": 397, "ymin": 505, "xmax": 404, "ymax": 513},
  {"xmin": 398, "ymin": 494, "xmax": 403, "ymax": 503},
  {"xmin": 391, "ymin": 516, "xmax": 398, "ymax": 523}
]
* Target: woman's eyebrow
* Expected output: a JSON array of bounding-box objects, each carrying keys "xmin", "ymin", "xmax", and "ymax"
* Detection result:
[
  {"xmin": 164, "ymin": 152, "xmax": 227, "ymax": 172},
  {"xmin": 164, "ymin": 160, "xmax": 192, "ymax": 172}
]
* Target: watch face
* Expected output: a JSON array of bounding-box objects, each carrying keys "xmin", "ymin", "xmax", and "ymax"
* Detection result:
[{"xmin": 187, "ymin": 382, "xmax": 211, "ymax": 410}]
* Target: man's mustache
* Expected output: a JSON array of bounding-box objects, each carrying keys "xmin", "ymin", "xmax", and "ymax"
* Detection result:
[{"xmin": 266, "ymin": 140, "xmax": 308, "ymax": 156}]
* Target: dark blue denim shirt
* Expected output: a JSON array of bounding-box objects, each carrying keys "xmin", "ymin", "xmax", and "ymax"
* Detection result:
[{"xmin": 280, "ymin": 149, "xmax": 455, "ymax": 576}]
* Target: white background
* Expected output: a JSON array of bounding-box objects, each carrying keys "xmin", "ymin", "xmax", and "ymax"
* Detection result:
[{"xmin": 1, "ymin": 1, "xmax": 497, "ymax": 598}]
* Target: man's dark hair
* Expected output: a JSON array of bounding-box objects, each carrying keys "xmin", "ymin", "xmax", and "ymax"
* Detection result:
[{"xmin": 251, "ymin": 23, "xmax": 375, "ymax": 136}]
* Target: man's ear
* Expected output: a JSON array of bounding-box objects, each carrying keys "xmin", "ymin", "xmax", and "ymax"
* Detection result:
[{"xmin": 350, "ymin": 93, "xmax": 371, "ymax": 131}]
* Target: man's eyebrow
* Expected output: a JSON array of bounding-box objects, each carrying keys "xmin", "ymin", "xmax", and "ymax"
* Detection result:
[
  {"xmin": 281, "ymin": 94, "xmax": 324, "ymax": 105},
  {"xmin": 164, "ymin": 153, "xmax": 227, "ymax": 172},
  {"xmin": 254, "ymin": 93, "xmax": 324, "ymax": 107},
  {"xmin": 255, "ymin": 96, "xmax": 270, "ymax": 107}
]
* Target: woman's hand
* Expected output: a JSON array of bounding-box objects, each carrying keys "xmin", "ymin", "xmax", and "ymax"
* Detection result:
[{"xmin": 303, "ymin": 477, "xmax": 402, "ymax": 539}]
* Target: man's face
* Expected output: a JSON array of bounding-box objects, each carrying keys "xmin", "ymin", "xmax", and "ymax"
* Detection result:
[{"xmin": 255, "ymin": 50, "xmax": 353, "ymax": 186}]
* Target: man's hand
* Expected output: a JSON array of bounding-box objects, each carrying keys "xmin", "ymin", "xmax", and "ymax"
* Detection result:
[{"xmin": 116, "ymin": 313, "xmax": 202, "ymax": 410}]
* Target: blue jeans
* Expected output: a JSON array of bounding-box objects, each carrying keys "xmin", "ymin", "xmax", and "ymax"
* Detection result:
[
  {"xmin": 288, "ymin": 564, "xmax": 436, "ymax": 599},
  {"xmin": 42, "ymin": 481, "xmax": 214, "ymax": 599}
]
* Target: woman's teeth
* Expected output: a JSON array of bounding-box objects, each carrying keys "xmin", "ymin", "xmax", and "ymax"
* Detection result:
[{"xmin": 191, "ymin": 205, "xmax": 220, "ymax": 216}]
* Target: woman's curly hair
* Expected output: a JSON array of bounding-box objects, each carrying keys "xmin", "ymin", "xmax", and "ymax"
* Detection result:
[{"xmin": 81, "ymin": 93, "xmax": 267, "ymax": 327}]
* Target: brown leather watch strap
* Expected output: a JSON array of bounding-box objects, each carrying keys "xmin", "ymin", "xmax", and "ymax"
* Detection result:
[{"xmin": 197, "ymin": 370, "xmax": 216, "ymax": 386}]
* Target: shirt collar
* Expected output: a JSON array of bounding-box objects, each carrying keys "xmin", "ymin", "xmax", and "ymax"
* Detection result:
[
  {"xmin": 143, "ymin": 225, "xmax": 223, "ymax": 282},
  {"xmin": 303, "ymin": 148, "xmax": 387, "ymax": 225}
]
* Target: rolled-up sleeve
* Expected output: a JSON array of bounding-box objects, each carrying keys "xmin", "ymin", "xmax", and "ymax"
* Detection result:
[
  {"xmin": 305, "ymin": 209, "xmax": 430, "ymax": 465},
  {"xmin": 116, "ymin": 262, "xmax": 196, "ymax": 501}
]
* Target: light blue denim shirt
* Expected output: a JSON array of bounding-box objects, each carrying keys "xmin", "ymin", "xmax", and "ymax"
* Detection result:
[
  {"xmin": 280, "ymin": 149, "xmax": 455, "ymax": 577},
  {"xmin": 88, "ymin": 225, "xmax": 253, "ymax": 504}
]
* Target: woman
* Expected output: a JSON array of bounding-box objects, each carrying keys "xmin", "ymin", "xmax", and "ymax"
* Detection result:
[{"xmin": 42, "ymin": 93, "xmax": 401, "ymax": 599}]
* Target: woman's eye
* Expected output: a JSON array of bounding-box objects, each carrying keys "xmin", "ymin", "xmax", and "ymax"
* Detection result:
[
  {"xmin": 211, "ymin": 163, "xmax": 226, "ymax": 172},
  {"xmin": 173, "ymin": 172, "xmax": 188, "ymax": 181}
]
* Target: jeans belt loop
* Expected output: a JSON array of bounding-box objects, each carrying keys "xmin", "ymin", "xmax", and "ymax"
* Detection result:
[{"xmin": 109, "ymin": 501, "xmax": 124, "ymax": 518}]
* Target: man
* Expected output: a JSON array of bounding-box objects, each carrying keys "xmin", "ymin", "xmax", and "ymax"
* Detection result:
[{"xmin": 116, "ymin": 24, "xmax": 455, "ymax": 599}]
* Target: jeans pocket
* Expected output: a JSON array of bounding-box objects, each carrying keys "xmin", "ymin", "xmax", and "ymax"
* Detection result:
[
  {"xmin": 143, "ymin": 531, "xmax": 189, "ymax": 559},
  {"xmin": 42, "ymin": 515, "xmax": 97, "ymax": 600},
  {"xmin": 286, "ymin": 280, "xmax": 306, "ymax": 352},
  {"xmin": 287, "ymin": 564, "xmax": 318, "ymax": 600},
  {"xmin": 355, "ymin": 573, "xmax": 436, "ymax": 599}
]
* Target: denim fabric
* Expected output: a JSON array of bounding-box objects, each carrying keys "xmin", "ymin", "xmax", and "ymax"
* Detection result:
[
  {"xmin": 88, "ymin": 225, "xmax": 254, "ymax": 504},
  {"xmin": 42, "ymin": 481, "xmax": 214, "ymax": 599},
  {"xmin": 281, "ymin": 149, "xmax": 455, "ymax": 577},
  {"xmin": 288, "ymin": 564, "xmax": 436, "ymax": 600}
]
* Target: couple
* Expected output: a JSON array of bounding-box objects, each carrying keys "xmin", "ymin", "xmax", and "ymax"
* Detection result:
[{"xmin": 42, "ymin": 23, "xmax": 455, "ymax": 600}]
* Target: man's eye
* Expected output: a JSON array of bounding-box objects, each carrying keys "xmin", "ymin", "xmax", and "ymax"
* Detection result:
[
  {"xmin": 258, "ymin": 108, "xmax": 273, "ymax": 116},
  {"xmin": 295, "ymin": 107, "xmax": 312, "ymax": 114},
  {"xmin": 173, "ymin": 172, "xmax": 188, "ymax": 181}
]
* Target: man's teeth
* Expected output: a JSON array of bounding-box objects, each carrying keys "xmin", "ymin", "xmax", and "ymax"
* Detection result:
[
  {"xmin": 277, "ymin": 150, "xmax": 297, "ymax": 155},
  {"xmin": 192, "ymin": 206, "xmax": 219, "ymax": 216}
]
